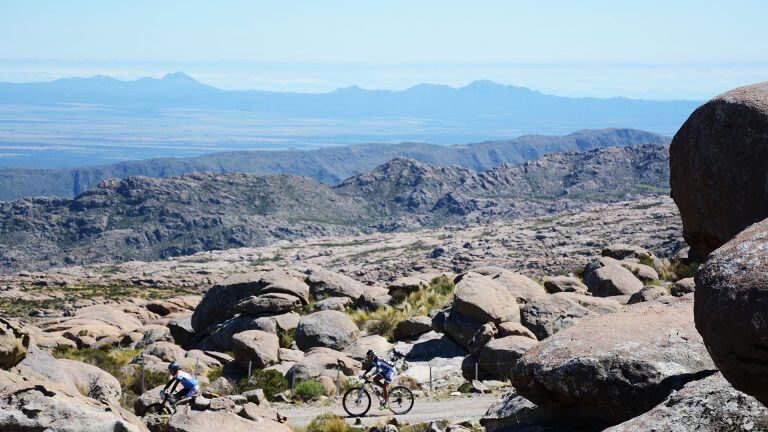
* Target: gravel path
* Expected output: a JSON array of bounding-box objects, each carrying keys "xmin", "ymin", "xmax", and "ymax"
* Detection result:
[{"xmin": 281, "ymin": 394, "xmax": 500, "ymax": 428}]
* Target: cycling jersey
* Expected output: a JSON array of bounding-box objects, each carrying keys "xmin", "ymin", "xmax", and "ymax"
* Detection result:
[
  {"xmin": 175, "ymin": 371, "xmax": 199, "ymax": 389},
  {"xmin": 368, "ymin": 359, "xmax": 397, "ymax": 382}
]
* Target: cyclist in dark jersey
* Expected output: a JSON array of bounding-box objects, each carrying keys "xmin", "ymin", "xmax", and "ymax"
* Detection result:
[{"xmin": 362, "ymin": 350, "xmax": 397, "ymax": 409}]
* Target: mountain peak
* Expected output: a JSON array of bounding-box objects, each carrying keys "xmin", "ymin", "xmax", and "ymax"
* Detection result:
[
  {"xmin": 463, "ymin": 80, "xmax": 505, "ymax": 91},
  {"xmin": 161, "ymin": 72, "xmax": 198, "ymax": 83}
]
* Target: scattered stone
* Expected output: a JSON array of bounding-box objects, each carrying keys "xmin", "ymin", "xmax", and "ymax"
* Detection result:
[
  {"xmin": 542, "ymin": 275, "xmax": 587, "ymax": 294},
  {"xmin": 497, "ymin": 321, "xmax": 537, "ymax": 340},
  {"xmin": 627, "ymin": 285, "xmax": 673, "ymax": 304},
  {"xmin": 671, "ymin": 277, "xmax": 695, "ymax": 297}
]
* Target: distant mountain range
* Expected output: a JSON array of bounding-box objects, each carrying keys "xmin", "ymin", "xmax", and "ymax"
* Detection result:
[
  {"xmin": 0, "ymin": 73, "xmax": 697, "ymax": 169},
  {"xmin": 0, "ymin": 73, "xmax": 699, "ymax": 120},
  {"xmin": 0, "ymin": 144, "xmax": 670, "ymax": 273},
  {"xmin": 0, "ymin": 128, "xmax": 669, "ymax": 201}
]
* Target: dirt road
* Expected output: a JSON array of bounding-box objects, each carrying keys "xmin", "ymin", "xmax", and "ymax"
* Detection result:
[{"xmin": 281, "ymin": 394, "xmax": 499, "ymax": 428}]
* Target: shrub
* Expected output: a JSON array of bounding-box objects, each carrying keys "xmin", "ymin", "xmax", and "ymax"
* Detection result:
[
  {"xmin": 304, "ymin": 413, "xmax": 357, "ymax": 432},
  {"xmin": 657, "ymin": 258, "xmax": 699, "ymax": 282},
  {"xmin": 126, "ymin": 369, "xmax": 168, "ymax": 395},
  {"xmin": 347, "ymin": 275, "xmax": 455, "ymax": 341},
  {"xmin": 238, "ymin": 369, "xmax": 289, "ymax": 400},
  {"xmin": 279, "ymin": 329, "xmax": 295, "ymax": 349},
  {"xmin": 294, "ymin": 379, "xmax": 324, "ymax": 401}
]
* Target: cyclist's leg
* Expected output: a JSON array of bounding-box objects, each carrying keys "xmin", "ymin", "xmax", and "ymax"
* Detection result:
[
  {"xmin": 382, "ymin": 370, "xmax": 395, "ymax": 401},
  {"xmin": 186, "ymin": 385, "xmax": 201, "ymax": 399}
]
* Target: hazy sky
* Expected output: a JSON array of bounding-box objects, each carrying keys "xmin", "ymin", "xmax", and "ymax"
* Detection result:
[{"xmin": 2, "ymin": 0, "xmax": 767, "ymax": 99}]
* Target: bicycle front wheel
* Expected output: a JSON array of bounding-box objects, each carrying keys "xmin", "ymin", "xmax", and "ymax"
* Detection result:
[
  {"xmin": 388, "ymin": 386, "xmax": 414, "ymax": 415},
  {"xmin": 143, "ymin": 402, "xmax": 173, "ymax": 416},
  {"xmin": 342, "ymin": 386, "xmax": 372, "ymax": 417}
]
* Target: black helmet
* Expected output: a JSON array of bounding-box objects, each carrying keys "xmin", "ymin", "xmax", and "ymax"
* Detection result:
[
  {"xmin": 168, "ymin": 362, "xmax": 180, "ymax": 372},
  {"xmin": 366, "ymin": 350, "xmax": 376, "ymax": 359}
]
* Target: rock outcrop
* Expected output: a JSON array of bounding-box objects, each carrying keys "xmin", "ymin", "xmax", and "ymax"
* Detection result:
[
  {"xmin": 0, "ymin": 379, "xmax": 148, "ymax": 431},
  {"xmin": 695, "ymin": 217, "xmax": 768, "ymax": 406},
  {"xmin": 670, "ymin": 82, "xmax": 768, "ymax": 258},
  {"xmin": 512, "ymin": 300, "xmax": 716, "ymax": 428},
  {"xmin": 0, "ymin": 318, "xmax": 29, "ymax": 368},
  {"xmin": 605, "ymin": 373, "xmax": 768, "ymax": 432}
]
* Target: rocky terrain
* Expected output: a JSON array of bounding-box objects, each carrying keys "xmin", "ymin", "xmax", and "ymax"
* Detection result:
[
  {"xmin": 0, "ymin": 128, "xmax": 668, "ymax": 201},
  {"xmin": 0, "ymin": 144, "xmax": 670, "ymax": 273},
  {"xmin": 3, "ymin": 81, "xmax": 768, "ymax": 432}
]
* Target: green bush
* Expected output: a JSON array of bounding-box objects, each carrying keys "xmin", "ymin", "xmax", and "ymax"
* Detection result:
[
  {"xmin": 206, "ymin": 365, "xmax": 224, "ymax": 382},
  {"xmin": 279, "ymin": 329, "xmax": 295, "ymax": 349},
  {"xmin": 238, "ymin": 369, "xmax": 289, "ymax": 400},
  {"xmin": 347, "ymin": 275, "xmax": 455, "ymax": 341},
  {"xmin": 304, "ymin": 413, "xmax": 357, "ymax": 432},
  {"xmin": 294, "ymin": 379, "xmax": 324, "ymax": 401}
]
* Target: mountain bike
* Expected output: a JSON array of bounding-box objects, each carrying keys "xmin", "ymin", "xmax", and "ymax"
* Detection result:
[
  {"xmin": 143, "ymin": 391, "xmax": 192, "ymax": 416},
  {"xmin": 342, "ymin": 375, "xmax": 415, "ymax": 417}
]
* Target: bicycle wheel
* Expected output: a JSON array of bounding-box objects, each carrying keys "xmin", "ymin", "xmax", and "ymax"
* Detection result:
[
  {"xmin": 342, "ymin": 386, "xmax": 372, "ymax": 417},
  {"xmin": 143, "ymin": 402, "xmax": 173, "ymax": 416},
  {"xmin": 388, "ymin": 386, "xmax": 414, "ymax": 415}
]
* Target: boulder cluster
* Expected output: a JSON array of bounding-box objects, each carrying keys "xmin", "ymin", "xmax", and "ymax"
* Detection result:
[{"xmin": 669, "ymin": 82, "xmax": 768, "ymax": 411}]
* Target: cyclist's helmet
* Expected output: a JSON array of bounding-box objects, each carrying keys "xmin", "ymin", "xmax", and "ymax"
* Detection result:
[
  {"xmin": 168, "ymin": 362, "xmax": 180, "ymax": 373},
  {"xmin": 366, "ymin": 350, "xmax": 377, "ymax": 360}
]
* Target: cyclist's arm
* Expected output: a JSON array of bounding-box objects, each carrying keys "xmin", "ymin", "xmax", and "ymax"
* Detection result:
[{"xmin": 163, "ymin": 377, "xmax": 179, "ymax": 393}]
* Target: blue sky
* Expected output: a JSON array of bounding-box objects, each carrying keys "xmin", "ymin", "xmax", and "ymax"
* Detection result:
[{"xmin": 1, "ymin": 0, "xmax": 767, "ymax": 99}]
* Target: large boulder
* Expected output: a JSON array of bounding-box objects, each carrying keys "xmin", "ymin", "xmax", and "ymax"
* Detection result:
[
  {"xmin": 520, "ymin": 293, "xmax": 620, "ymax": 340},
  {"xmin": 584, "ymin": 261, "xmax": 643, "ymax": 297},
  {"xmin": 11, "ymin": 345, "xmax": 78, "ymax": 393},
  {"xmin": 670, "ymin": 82, "xmax": 768, "ymax": 259},
  {"xmin": 392, "ymin": 315, "xmax": 433, "ymax": 341},
  {"xmin": 671, "ymin": 277, "xmax": 695, "ymax": 297},
  {"xmin": 695, "ymin": 218, "xmax": 768, "ymax": 406},
  {"xmin": 481, "ymin": 391, "xmax": 555, "ymax": 432},
  {"xmin": 294, "ymin": 310, "xmax": 359, "ymax": 351},
  {"xmin": 442, "ymin": 310, "xmax": 484, "ymax": 348},
  {"xmin": 231, "ymin": 330, "xmax": 279, "ymax": 369},
  {"xmin": 166, "ymin": 409, "xmax": 291, "ymax": 432},
  {"xmin": 58, "ymin": 359, "xmax": 122, "ymax": 402},
  {"xmin": 605, "ymin": 373, "xmax": 768, "ymax": 432},
  {"xmin": 472, "ymin": 267, "xmax": 547, "ymax": 301},
  {"xmin": 0, "ymin": 318, "xmax": 29, "ymax": 368},
  {"xmin": 512, "ymin": 300, "xmax": 716, "ymax": 428},
  {"xmin": 198, "ymin": 316, "xmax": 277, "ymax": 351},
  {"xmin": 343, "ymin": 335, "xmax": 393, "ymax": 361},
  {"xmin": 168, "ymin": 315, "xmax": 195, "ymax": 347},
  {"xmin": 476, "ymin": 336, "xmax": 538, "ymax": 381},
  {"xmin": 453, "ymin": 272, "xmax": 520, "ymax": 324},
  {"xmin": 303, "ymin": 266, "xmax": 365, "ymax": 300},
  {"xmin": 286, "ymin": 347, "xmax": 361, "ymax": 382},
  {"xmin": 542, "ymin": 275, "xmax": 587, "ymax": 294},
  {"xmin": 191, "ymin": 270, "xmax": 309, "ymax": 331},
  {"xmin": 233, "ymin": 293, "xmax": 301, "ymax": 315},
  {"xmin": 0, "ymin": 380, "xmax": 148, "ymax": 431},
  {"xmin": 388, "ymin": 276, "xmax": 429, "ymax": 302}
]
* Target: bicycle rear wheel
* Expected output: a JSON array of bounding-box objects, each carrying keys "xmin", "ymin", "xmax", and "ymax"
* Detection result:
[
  {"xmin": 388, "ymin": 386, "xmax": 414, "ymax": 415},
  {"xmin": 342, "ymin": 386, "xmax": 372, "ymax": 417}
]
